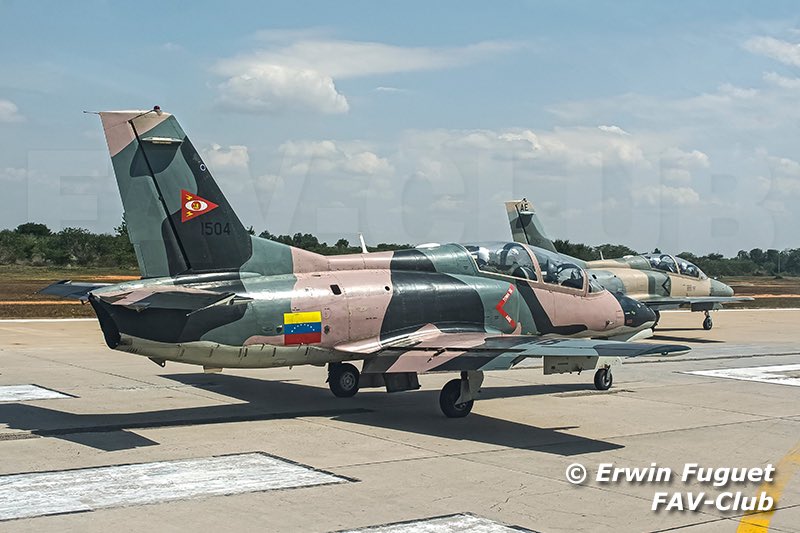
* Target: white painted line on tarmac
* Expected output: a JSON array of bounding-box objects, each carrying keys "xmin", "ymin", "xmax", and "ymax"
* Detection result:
[
  {"xmin": 0, "ymin": 453, "xmax": 349, "ymax": 522},
  {"xmin": 0, "ymin": 385, "xmax": 71, "ymax": 403},
  {"xmin": 0, "ymin": 318, "xmax": 95, "ymax": 323},
  {"xmin": 338, "ymin": 513, "xmax": 531, "ymax": 532},
  {"xmin": 683, "ymin": 364, "xmax": 800, "ymax": 387}
]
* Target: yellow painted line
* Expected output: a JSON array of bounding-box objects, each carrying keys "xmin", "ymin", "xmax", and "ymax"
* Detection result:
[
  {"xmin": 283, "ymin": 311, "xmax": 321, "ymax": 325},
  {"xmin": 737, "ymin": 441, "xmax": 800, "ymax": 532}
]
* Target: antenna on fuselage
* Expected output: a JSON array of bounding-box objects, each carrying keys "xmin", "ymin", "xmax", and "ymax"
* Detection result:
[{"xmin": 359, "ymin": 233, "xmax": 368, "ymax": 254}]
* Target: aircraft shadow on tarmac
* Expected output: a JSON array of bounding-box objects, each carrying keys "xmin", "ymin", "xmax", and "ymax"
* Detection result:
[
  {"xmin": 0, "ymin": 374, "xmax": 622, "ymax": 456},
  {"xmin": 651, "ymin": 330, "xmax": 724, "ymax": 344}
]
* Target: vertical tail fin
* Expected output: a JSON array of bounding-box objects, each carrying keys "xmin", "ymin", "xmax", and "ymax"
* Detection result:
[
  {"xmin": 504, "ymin": 198, "xmax": 557, "ymax": 252},
  {"xmin": 99, "ymin": 108, "xmax": 254, "ymax": 277}
]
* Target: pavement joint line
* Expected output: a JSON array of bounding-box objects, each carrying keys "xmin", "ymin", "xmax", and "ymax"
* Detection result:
[
  {"xmin": 613, "ymin": 389, "xmax": 800, "ymax": 419},
  {"xmin": 605, "ymin": 415, "xmax": 799, "ymax": 442},
  {"xmin": 625, "ymin": 352, "xmax": 800, "ymax": 365},
  {"xmin": 11, "ymin": 350, "xmax": 164, "ymax": 388},
  {"xmin": 300, "ymin": 418, "xmax": 445, "ymax": 456}
]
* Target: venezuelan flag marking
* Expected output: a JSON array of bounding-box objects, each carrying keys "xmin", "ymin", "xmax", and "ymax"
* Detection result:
[{"xmin": 283, "ymin": 311, "xmax": 322, "ymax": 345}]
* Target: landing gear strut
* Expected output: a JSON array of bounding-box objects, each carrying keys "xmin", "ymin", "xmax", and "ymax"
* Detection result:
[
  {"xmin": 439, "ymin": 370, "xmax": 483, "ymax": 418},
  {"xmin": 702, "ymin": 311, "xmax": 713, "ymax": 331},
  {"xmin": 653, "ymin": 310, "xmax": 661, "ymax": 329},
  {"xmin": 594, "ymin": 367, "xmax": 613, "ymax": 390},
  {"xmin": 328, "ymin": 362, "xmax": 360, "ymax": 398}
]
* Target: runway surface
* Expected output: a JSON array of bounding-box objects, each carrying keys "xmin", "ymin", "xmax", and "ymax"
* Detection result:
[{"xmin": 0, "ymin": 310, "xmax": 798, "ymax": 532}]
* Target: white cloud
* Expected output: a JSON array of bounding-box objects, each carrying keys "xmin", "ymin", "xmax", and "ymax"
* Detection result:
[
  {"xmin": 214, "ymin": 35, "xmax": 520, "ymax": 114},
  {"xmin": 0, "ymin": 99, "xmax": 24, "ymax": 123},
  {"xmin": 633, "ymin": 184, "xmax": 701, "ymax": 207},
  {"xmin": 744, "ymin": 36, "xmax": 800, "ymax": 66},
  {"xmin": 217, "ymin": 65, "xmax": 348, "ymax": 114},
  {"xmin": 160, "ymin": 42, "xmax": 184, "ymax": 52},
  {"xmin": 375, "ymin": 86, "xmax": 409, "ymax": 94},
  {"xmin": 280, "ymin": 139, "xmax": 392, "ymax": 176},
  {"xmin": 215, "ymin": 38, "xmax": 519, "ymax": 80},
  {"xmin": 763, "ymin": 156, "xmax": 800, "ymax": 195},
  {"xmin": 201, "ymin": 144, "xmax": 250, "ymax": 171},
  {"xmin": 254, "ymin": 173, "xmax": 285, "ymax": 194},
  {"xmin": 598, "ymin": 125, "xmax": 630, "ymax": 136},
  {"xmin": 658, "ymin": 148, "xmax": 709, "ymax": 183},
  {"xmin": 0, "ymin": 167, "xmax": 27, "ymax": 186},
  {"xmin": 763, "ymin": 71, "xmax": 800, "ymax": 89}
]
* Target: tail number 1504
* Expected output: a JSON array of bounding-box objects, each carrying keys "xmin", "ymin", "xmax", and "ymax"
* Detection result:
[{"xmin": 200, "ymin": 222, "xmax": 231, "ymax": 236}]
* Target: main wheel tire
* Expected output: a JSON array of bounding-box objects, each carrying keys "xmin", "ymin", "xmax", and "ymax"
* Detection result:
[
  {"xmin": 702, "ymin": 316, "xmax": 713, "ymax": 330},
  {"xmin": 329, "ymin": 363, "xmax": 359, "ymax": 398},
  {"xmin": 439, "ymin": 378, "xmax": 473, "ymax": 418},
  {"xmin": 594, "ymin": 368, "xmax": 613, "ymax": 391}
]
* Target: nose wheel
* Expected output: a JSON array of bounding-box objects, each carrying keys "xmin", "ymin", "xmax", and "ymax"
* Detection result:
[
  {"xmin": 328, "ymin": 362, "xmax": 360, "ymax": 398},
  {"xmin": 594, "ymin": 367, "xmax": 613, "ymax": 390},
  {"xmin": 702, "ymin": 311, "xmax": 713, "ymax": 330}
]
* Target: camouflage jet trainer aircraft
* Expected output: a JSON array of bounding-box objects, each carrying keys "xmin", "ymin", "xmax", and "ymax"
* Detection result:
[
  {"xmin": 43, "ymin": 108, "xmax": 689, "ymax": 418},
  {"xmin": 505, "ymin": 198, "xmax": 752, "ymax": 330}
]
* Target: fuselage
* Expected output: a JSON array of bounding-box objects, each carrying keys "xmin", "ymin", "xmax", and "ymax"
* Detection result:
[
  {"xmin": 89, "ymin": 242, "xmax": 655, "ymax": 369},
  {"xmin": 585, "ymin": 254, "xmax": 734, "ymax": 303}
]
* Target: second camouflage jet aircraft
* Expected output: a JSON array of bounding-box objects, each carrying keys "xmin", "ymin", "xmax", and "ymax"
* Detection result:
[{"xmin": 506, "ymin": 198, "xmax": 752, "ymax": 330}]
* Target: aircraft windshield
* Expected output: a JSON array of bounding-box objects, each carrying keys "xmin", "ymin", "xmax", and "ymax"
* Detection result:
[
  {"xmin": 677, "ymin": 257, "xmax": 707, "ymax": 279},
  {"xmin": 645, "ymin": 254, "xmax": 706, "ymax": 279},
  {"xmin": 531, "ymin": 248, "xmax": 586, "ymax": 290},
  {"xmin": 464, "ymin": 242, "xmax": 537, "ymax": 280},
  {"xmin": 645, "ymin": 254, "xmax": 678, "ymax": 274}
]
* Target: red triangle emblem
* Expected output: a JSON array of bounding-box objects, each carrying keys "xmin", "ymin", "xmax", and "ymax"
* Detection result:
[{"xmin": 181, "ymin": 189, "xmax": 219, "ymax": 222}]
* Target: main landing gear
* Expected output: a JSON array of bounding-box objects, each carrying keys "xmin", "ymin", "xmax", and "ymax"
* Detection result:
[
  {"xmin": 328, "ymin": 362, "xmax": 360, "ymax": 398},
  {"xmin": 439, "ymin": 370, "xmax": 484, "ymax": 418},
  {"xmin": 326, "ymin": 365, "xmax": 485, "ymax": 418},
  {"xmin": 594, "ymin": 367, "xmax": 613, "ymax": 391},
  {"xmin": 702, "ymin": 311, "xmax": 713, "ymax": 330}
]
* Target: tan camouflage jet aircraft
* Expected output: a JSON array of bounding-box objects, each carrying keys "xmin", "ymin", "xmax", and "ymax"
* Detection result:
[
  {"xmin": 43, "ymin": 108, "xmax": 689, "ymax": 418},
  {"xmin": 505, "ymin": 198, "xmax": 752, "ymax": 331}
]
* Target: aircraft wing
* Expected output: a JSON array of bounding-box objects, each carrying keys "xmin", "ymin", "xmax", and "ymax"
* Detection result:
[
  {"xmin": 39, "ymin": 280, "xmax": 112, "ymax": 301},
  {"xmin": 344, "ymin": 331, "xmax": 689, "ymax": 375},
  {"xmin": 639, "ymin": 296, "xmax": 753, "ymax": 311}
]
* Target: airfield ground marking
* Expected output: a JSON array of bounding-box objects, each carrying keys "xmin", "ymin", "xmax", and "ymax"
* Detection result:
[
  {"xmin": 737, "ymin": 440, "xmax": 800, "ymax": 532},
  {"xmin": 682, "ymin": 364, "xmax": 800, "ymax": 387},
  {"xmin": 0, "ymin": 452, "xmax": 351, "ymax": 522},
  {"xmin": 335, "ymin": 512, "xmax": 533, "ymax": 532},
  {"xmin": 0, "ymin": 384, "xmax": 72, "ymax": 402}
]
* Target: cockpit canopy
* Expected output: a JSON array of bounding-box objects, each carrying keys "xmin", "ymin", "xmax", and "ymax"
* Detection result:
[
  {"xmin": 644, "ymin": 253, "xmax": 707, "ymax": 279},
  {"xmin": 464, "ymin": 242, "xmax": 596, "ymax": 291}
]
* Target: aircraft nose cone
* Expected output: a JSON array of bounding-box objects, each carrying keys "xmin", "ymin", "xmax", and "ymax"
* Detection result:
[
  {"xmin": 615, "ymin": 293, "xmax": 656, "ymax": 328},
  {"xmin": 710, "ymin": 278, "xmax": 734, "ymax": 297}
]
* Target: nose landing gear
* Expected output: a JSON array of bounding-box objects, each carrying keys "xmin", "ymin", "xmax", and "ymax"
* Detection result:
[{"xmin": 702, "ymin": 311, "xmax": 713, "ymax": 330}]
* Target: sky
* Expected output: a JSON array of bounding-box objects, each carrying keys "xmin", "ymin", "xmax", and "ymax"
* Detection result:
[{"xmin": 1, "ymin": 1, "xmax": 799, "ymax": 255}]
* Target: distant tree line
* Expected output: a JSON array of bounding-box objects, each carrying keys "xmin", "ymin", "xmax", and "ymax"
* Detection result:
[{"xmin": 1, "ymin": 222, "xmax": 797, "ymax": 276}]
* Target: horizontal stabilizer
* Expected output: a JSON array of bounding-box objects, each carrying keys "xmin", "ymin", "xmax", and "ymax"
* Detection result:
[{"xmin": 39, "ymin": 280, "xmax": 111, "ymax": 301}]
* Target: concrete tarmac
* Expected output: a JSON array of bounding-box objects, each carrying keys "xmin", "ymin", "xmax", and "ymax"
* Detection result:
[{"xmin": 0, "ymin": 309, "xmax": 798, "ymax": 532}]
